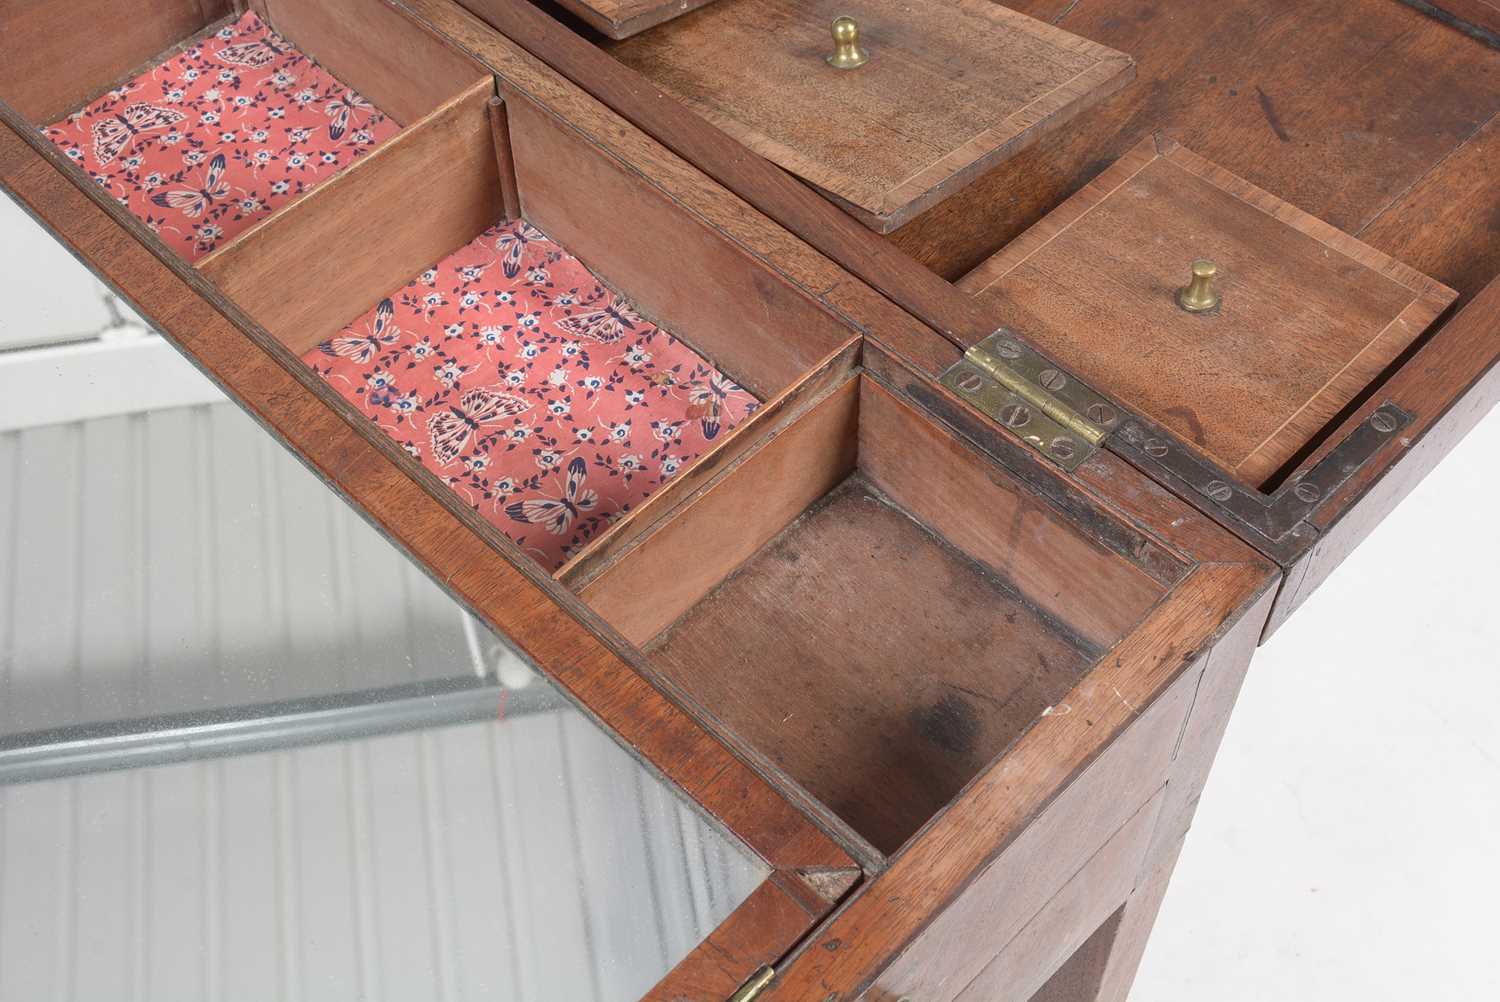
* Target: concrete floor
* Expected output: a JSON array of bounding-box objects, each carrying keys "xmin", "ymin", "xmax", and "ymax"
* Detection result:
[{"xmin": 1134, "ymin": 407, "xmax": 1500, "ymax": 1000}]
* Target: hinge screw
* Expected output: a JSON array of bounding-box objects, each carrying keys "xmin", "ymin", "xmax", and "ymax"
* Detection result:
[
  {"xmin": 999, "ymin": 403, "xmax": 1032, "ymax": 428},
  {"xmin": 1144, "ymin": 438, "xmax": 1169, "ymax": 458},
  {"xmin": 1086, "ymin": 402, "xmax": 1118, "ymax": 426},
  {"xmin": 1205, "ymin": 480, "xmax": 1234, "ymax": 502},
  {"xmin": 1371, "ymin": 410, "xmax": 1399, "ymax": 433},
  {"xmin": 955, "ymin": 370, "xmax": 984, "ymax": 393},
  {"xmin": 1294, "ymin": 482, "xmax": 1321, "ymax": 503}
]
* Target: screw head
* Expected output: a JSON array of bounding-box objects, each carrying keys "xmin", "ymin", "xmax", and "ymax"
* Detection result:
[
  {"xmin": 994, "ymin": 339, "xmax": 1023, "ymax": 360},
  {"xmin": 1205, "ymin": 480, "xmax": 1233, "ymax": 503},
  {"xmin": 955, "ymin": 370, "xmax": 984, "ymax": 393},
  {"xmin": 1038, "ymin": 368, "xmax": 1067, "ymax": 391},
  {"xmin": 1086, "ymin": 402, "xmax": 1118, "ymax": 426},
  {"xmin": 1144, "ymin": 438, "xmax": 1169, "ymax": 458},
  {"xmin": 1050, "ymin": 437, "xmax": 1078, "ymax": 460},
  {"xmin": 999, "ymin": 403, "xmax": 1032, "ymax": 428},
  {"xmin": 1294, "ymin": 482, "xmax": 1321, "ymax": 503},
  {"xmin": 1371, "ymin": 411, "xmax": 1399, "ymax": 434}
]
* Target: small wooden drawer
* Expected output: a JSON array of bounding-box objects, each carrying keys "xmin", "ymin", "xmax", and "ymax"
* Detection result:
[
  {"xmin": 957, "ymin": 136, "xmax": 1457, "ymax": 490},
  {"xmin": 603, "ymin": 0, "xmax": 1134, "ymax": 232},
  {"xmin": 2, "ymin": 3, "xmax": 1276, "ymax": 999}
]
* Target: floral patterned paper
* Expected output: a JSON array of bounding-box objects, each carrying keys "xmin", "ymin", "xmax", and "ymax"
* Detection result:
[
  {"xmin": 306, "ymin": 220, "xmax": 760, "ymax": 573},
  {"xmin": 44, "ymin": 12, "xmax": 399, "ymax": 261}
]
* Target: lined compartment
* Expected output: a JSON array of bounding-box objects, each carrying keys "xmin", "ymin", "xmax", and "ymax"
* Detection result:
[
  {"xmin": 42, "ymin": 12, "xmax": 397, "ymax": 260},
  {"xmin": 190, "ymin": 53, "xmax": 858, "ymax": 577},
  {"xmin": 5, "ymin": 0, "xmax": 493, "ymax": 268},
  {"xmin": 581, "ymin": 374, "xmax": 1184, "ymax": 853},
  {"xmin": 304, "ymin": 219, "xmax": 760, "ymax": 572}
]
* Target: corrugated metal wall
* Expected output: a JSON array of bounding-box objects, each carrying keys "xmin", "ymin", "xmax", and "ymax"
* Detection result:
[
  {"xmin": 0, "ymin": 199, "xmax": 766, "ymax": 1000},
  {"xmin": 0, "ymin": 401, "xmax": 511, "ymax": 735},
  {"xmin": 0, "ymin": 710, "xmax": 762, "ymax": 1002}
]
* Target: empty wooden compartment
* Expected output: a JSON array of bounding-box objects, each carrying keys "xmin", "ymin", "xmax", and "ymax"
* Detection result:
[{"xmin": 578, "ymin": 370, "xmax": 1187, "ymax": 855}]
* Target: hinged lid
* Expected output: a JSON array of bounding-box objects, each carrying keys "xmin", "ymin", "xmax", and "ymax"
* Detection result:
[
  {"xmin": 958, "ymin": 135, "xmax": 1458, "ymax": 490},
  {"xmin": 940, "ymin": 329, "xmax": 1119, "ymax": 471},
  {"xmin": 609, "ymin": 0, "xmax": 1134, "ymax": 232}
]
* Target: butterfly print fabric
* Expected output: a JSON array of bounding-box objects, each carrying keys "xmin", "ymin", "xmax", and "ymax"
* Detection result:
[
  {"xmin": 306, "ymin": 220, "xmax": 760, "ymax": 573},
  {"xmin": 44, "ymin": 12, "xmax": 398, "ymax": 261}
]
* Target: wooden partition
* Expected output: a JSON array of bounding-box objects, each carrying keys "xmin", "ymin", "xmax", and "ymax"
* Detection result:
[
  {"xmin": 249, "ymin": 0, "xmax": 488, "ymax": 124},
  {"xmin": 197, "ymin": 77, "xmax": 501, "ymax": 351},
  {"xmin": 502, "ymin": 85, "xmax": 854, "ymax": 400},
  {"xmin": 0, "ymin": 0, "xmax": 231, "ymax": 123}
]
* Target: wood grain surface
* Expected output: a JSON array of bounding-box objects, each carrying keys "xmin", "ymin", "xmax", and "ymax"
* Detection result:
[
  {"xmin": 553, "ymin": 0, "xmax": 725, "ymax": 40},
  {"xmin": 959, "ymin": 135, "xmax": 1457, "ymax": 486},
  {"xmin": 611, "ymin": 0, "xmax": 1133, "ymax": 231},
  {"xmin": 757, "ymin": 562, "xmax": 1276, "ymax": 1000},
  {"xmin": 650, "ymin": 473, "xmax": 1099, "ymax": 855},
  {"xmin": 257, "ymin": 0, "xmax": 489, "ymax": 125},
  {"xmin": 0, "ymin": 0, "xmax": 229, "ymax": 123},
  {"xmin": 893, "ymin": 0, "xmax": 1500, "ymax": 298}
]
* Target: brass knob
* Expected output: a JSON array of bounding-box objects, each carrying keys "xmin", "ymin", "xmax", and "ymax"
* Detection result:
[
  {"xmin": 1176, "ymin": 259, "xmax": 1221, "ymax": 313},
  {"xmin": 827, "ymin": 16, "xmax": 869, "ymax": 70}
]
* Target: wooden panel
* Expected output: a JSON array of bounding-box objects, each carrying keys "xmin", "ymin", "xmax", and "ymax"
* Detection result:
[
  {"xmin": 0, "ymin": 0, "xmax": 228, "ymax": 124},
  {"xmin": 552, "ymin": 0, "xmax": 723, "ymax": 41},
  {"xmin": 260, "ymin": 0, "xmax": 488, "ymax": 125},
  {"xmin": 1404, "ymin": 0, "xmax": 1500, "ymax": 37},
  {"xmin": 1267, "ymin": 276, "xmax": 1500, "ymax": 633},
  {"xmin": 649, "ymin": 471, "xmax": 1099, "ymax": 855},
  {"xmin": 1026, "ymin": 907, "xmax": 1126, "ymax": 1002},
  {"xmin": 504, "ymin": 86, "xmax": 851, "ymax": 398},
  {"xmin": 581, "ymin": 375, "xmax": 860, "ymax": 645},
  {"xmin": 960, "ymin": 136, "xmax": 1456, "ymax": 486},
  {"xmin": 610, "ymin": 0, "xmax": 1133, "ymax": 232},
  {"xmin": 558, "ymin": 339, "xmax": 859, "ymax": 587},
  {"xmin": 1357, "ymin": 109, "xmax": 1500, "ymax": 311},
  {"xmin": 198, "ymin": 79, "xmax": 501, "ymax": 354},
  {"xmin": 895, "ymin": 0, "xmax": 1500, "ymax": 289},
  {"xmin": 644, "ymin": 875, "xmax": 829, "ymax": 1002},
  {"xmin": 952, "ymin": 790, "xmax": 1163, "ymax": 1002},
  {"xmin": 858, "ymin": 378, "xmax": 1170, "ymax": 650},
  {"xmin": 855, "ymin": 644, "xmax": 1201, "ymax": 1001},
  {"xmin": 1067, "ymin": 580, "xmax": 1276, "ymax": 1002},
  {"xmin": 757, "ymin": 560, "xmax": 1275, "ymax": 999}
]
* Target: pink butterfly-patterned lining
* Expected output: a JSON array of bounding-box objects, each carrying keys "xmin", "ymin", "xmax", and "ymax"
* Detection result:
[
  {"xmin": 44, "ymin": 11, "xmax": 399, "ymax": 261},
  {"xmin": 305, "ymin": 220, "xmax": 761, "ymax": 573}
]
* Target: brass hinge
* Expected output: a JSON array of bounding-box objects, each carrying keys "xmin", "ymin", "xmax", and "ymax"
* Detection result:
[
  {"xmin": 939, "ymin": 329, "xmax": 1120, "ymax": 471},
  {"xmin": 727, "ymin": 965, "xmax": 775, "ymax": 1001}
]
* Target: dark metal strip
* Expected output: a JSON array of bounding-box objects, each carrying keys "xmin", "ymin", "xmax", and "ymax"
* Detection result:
[{"xmin": 1111, "ymin": 403, "xmax": 1414, "ymax": 546}]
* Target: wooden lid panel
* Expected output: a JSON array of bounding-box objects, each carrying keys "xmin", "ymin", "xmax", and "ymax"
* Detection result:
[
  {"xmin": 611, "ymin": 0, "xmax": 1134, "ymax": 231},
  {"xmin": 961, "ymin": 136, "xmax": 1457, "ymax": 486}
]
